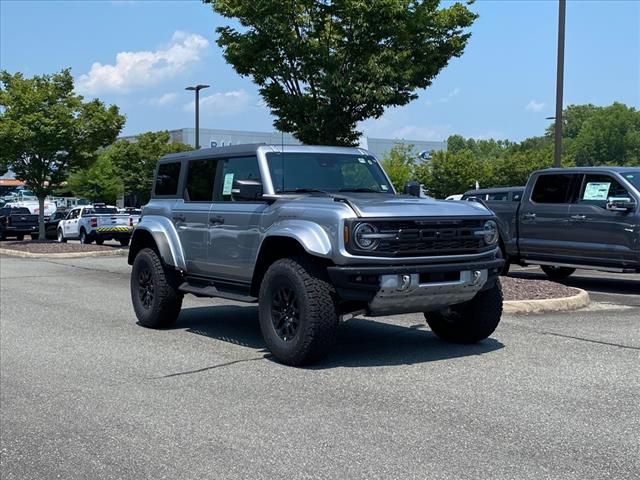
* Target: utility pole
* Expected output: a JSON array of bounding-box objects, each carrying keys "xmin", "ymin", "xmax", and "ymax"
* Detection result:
[
  {"xmin": 185, "ymin": 84, "xmax": 210, "ymax": 149},
  {"xmin": 553, "ymin": 0, "xmax": 566, "ymax": 168}
]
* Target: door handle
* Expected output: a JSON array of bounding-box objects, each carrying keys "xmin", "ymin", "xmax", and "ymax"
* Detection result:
[
  {"xmin": 172, "ymin": 214, "xmax": 186, "ymax": 222},
  {"xmin": 570, "ymin": 214, "xmax": 587, "ymax": 220},
  {"xmin": 209, "ymin": 216, "xmax": 225, "ymax": 225},
  {"xmin": 523, "ymin": 213, "xmax": 536, "ymax": 220}
]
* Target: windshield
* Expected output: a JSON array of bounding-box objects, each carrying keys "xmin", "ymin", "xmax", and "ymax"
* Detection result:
[
  {"xmin": 266, "ymin": 152, "xmax": 394, "ymax": 194},
  {"xmin": 622, "ymin": 171, "xmax": 640, "ymax": 192}
]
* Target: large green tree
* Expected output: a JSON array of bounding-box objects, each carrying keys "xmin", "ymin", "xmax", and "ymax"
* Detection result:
[
  {"xmin": 66, "ymin": 155, "xmax": 124, "ymax": 205},
  {"xmin": 102, "ymin": 131, "xmax": 193, "ymax": 206},
  {"xmin": 0, "ymin": 69, "xmax": 125, "ymax": 239},
  {"xmin": 208, "ymin": 0, "xmax": 477, "ymax": 145},
  {"xmin": 380, "ymin": 143, "xmax": 418, "ymax": 191}
]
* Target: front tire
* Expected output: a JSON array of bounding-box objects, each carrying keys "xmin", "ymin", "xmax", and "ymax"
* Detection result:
[
  {"xmin": 258, "ymin": 257, "xmax": 339, "ymax": 366},
  {"xmin": 540, "ymin": 265, "xmax": 575, "ymax": 280},
  {"xmin": 131, "ymin": 248, "xmax": 183, "ymax": 328},
  {"xmin": 424, "ymin": 281, "xmax": 503, "ymax": 344},
  {"xmin": 57, "ymin": 229, "xmax": 66, "ymax": 243}
]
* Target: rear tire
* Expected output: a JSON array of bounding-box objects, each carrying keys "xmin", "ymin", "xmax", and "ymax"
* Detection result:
[
  {"xmin": 131, "ymin": 248, "xmax": 183, "ymax": 328},
  {"xmin": 16, "ymin": 234, "xmax": 24, "ymax": 241},
  {"xmin": 95, "ymin": 239, "xmax": 104, "ymax": 245},
  {"xmin": 57, "ymin": 229, "xmax": 66, "ymax": 243},
  {"xmin": 540, "ymin": 265, "xmax": 575, "ymax": 280},
  {"xmin": 424, "ymin": 281, "xmax": 503, "ymax": 344},
  {"xmin": 258, "ymin": 257, "xmax": 339, "ymax": 366},
  {"xmin": 119, "ymin": 238, "xmax": 130, "ymax": 247}
]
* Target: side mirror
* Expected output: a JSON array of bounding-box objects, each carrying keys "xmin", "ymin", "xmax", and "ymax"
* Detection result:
[
  {"xmin": 233, "ymin": 179, "xmax": 263, "ymax": 201},
  {"xmin": 403, "ymin": 181, "xmax": 421, "ymax": 198},
  {"xmin": 606, "ymin": 196, "xmax": 635, "ymax": 212}
]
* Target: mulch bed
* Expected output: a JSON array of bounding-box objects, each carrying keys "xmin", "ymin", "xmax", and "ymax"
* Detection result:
[
  {"xmin": 0, "ymin": 240, "xmax": 126, "ymax": 254},
  {"xmin": 501, "ymin": 276, "xmax": 579, "ymax": 301}
]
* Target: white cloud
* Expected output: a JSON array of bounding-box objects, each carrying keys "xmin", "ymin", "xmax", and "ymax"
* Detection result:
[
  {"xmin": 146, "ymin": 92, "xmax": 178, "ymax": 107},
  {"xmin": 525, "ymin": 99, "xmax": 545, "ymax": 112},
  {"xmin": 425, "ymin": 88, "xmax": 460, "ymax": 106},
  {"xmin": 184, "ymin": 90, "xmax": 251, "ymax": 116},
  {"xmin": 77, "ymin": 31, "xmax": 209, "ymax": 94},
  {"xmin": 390, "ymin": 124, "xmax": 452, "ymax": 141}
]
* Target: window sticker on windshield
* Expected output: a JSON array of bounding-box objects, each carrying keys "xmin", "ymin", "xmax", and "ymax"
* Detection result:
[
  {"xmin": 583, "ymin": 182, "xmax": 611, "ymax": 200},
  {"xmin": 223, "ymin": 173, "xmax": 235, "ymax": 195},
  {"xmin": 357, "ymin": 157, "xmax": 366, "ymax": 164},
  {"xmin": 627, "ymin": 175, "xmax": 635, "ymax": 180},
  {"xmin": 367, "ymin": 159, "xmax": 373, "ymax": 165},
  {"xmin": 381, "ymin": 184, "xmax": 389, "ymax": 191}
]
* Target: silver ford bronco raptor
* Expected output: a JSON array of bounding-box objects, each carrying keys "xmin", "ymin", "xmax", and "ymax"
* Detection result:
[{"xmin": 128, "ymin": 144, "xmax": 504, "ymax": 365}]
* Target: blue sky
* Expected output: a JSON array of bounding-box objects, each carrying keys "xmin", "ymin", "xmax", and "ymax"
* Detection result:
[{"xmin": 1, "ymin": 0, "xmax": 638, "ymax": 142}]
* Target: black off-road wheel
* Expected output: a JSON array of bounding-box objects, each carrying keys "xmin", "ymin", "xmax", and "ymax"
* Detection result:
[
  {"xmin": 57, "ymin": 228, "xmax": 66, "ymax": 243},
  {"xmin": 540, "ymin": 265, "xmax": 575, "ymax": 280},
  {"xmin": 258, "ymin": 257, "xmax": 339, "ymax": 366},
  {"xmin": 131, "ymin": 248, "xmax": 183, "ymax": 328},
  {"xmin": 424, "ymin": 281, "xmax": 503, "ymax": 344}
]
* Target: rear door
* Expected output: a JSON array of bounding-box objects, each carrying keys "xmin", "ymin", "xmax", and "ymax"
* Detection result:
[
  {"xmin": 172, "ymin": 158, "xmax": 217, "ymax": 276},
  {"xmin": 208, "ymin": 155, "xmax": 269, "ymax": 284},
  {"xmin": 518, "ymin": 173, "xmax": 580, "ymax": 261},
  {"xmin": 567, "ymin": 173, "xmax": 639, "ymax": 267}
]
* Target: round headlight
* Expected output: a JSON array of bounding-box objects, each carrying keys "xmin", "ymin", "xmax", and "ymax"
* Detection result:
[
  {"xmin": 483, "ymin": 220, "xmax": 499, "ymax": 245},
  {"xmin": 353, "ymin": 222, "xmax": 379, "ymax": 250}
]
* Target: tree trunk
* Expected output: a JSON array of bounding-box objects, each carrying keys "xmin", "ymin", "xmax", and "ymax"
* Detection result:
[{"xmin": 38, "ymin": 196, "xmax": 46, "ymax": 241}]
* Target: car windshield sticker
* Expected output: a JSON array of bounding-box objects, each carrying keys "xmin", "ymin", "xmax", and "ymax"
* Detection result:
[
  {"xmin": 357, "ymin": 157, "xmax": 366, "ymax": 164},
  {"xmin": 223, "ymin": 173, "xmax": 235, "ymax": 195},
  {"xmin": 583, "ymin": 182, "xmax": 611, "ymax": 200},
  {"xmin": 381, "ymin": 184, "xmax": 389, "ymax": 191}
]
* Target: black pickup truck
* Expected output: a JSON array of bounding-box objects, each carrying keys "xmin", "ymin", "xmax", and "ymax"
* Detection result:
[
  {"xmin": 0, "ymin": 207, "xmax": 39, "ymax": 240},
  {"xmin": 463, "ymin": 167, "xmax": 640, "ymax": 278}
]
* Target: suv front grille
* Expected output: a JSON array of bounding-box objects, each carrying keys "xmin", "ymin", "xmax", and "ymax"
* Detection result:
[{"xmin": 348, "ymin": 218, "xmax": 490, "ymax": 257}]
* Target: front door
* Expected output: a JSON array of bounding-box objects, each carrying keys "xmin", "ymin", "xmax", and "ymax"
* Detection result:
[
  {"xmin": 567, "ymin": 173, "xmax": 639, "ymax": 267},
  {"xmin": 64, "ymin": 208, "xmax": 81, "ymax": 237},
  {"xmin": 208, "ymin": 155, "xmax": 268, "ymax": 284},
  {"xmin": 518, "ymin": 173, "xmax": 579, "ymax": 261}
]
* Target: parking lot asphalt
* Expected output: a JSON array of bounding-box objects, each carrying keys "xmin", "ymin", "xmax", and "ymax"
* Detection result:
[{"xmin": 1, "ymin": 254, "xmax": 639, "ymax": 480}]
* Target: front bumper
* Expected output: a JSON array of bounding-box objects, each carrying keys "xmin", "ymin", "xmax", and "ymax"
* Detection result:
[{"xmin": 327, "ymin": 258, "xmax": 504, "ymax": 316}]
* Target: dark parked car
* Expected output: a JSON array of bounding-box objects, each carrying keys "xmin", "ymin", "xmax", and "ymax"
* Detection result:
[
  {"xmin": 44, "ymin": 210, "xmax": 68, "ymax": 240},
  {"xmin": 481, "ymin": 168, "xmax": 640, "ymax": 278},
  {"xmin": 0, "ymin": 207, "xmax": 39, "ymax": 240}
]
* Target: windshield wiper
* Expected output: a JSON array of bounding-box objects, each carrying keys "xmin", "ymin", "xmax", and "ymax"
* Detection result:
[
  {"xmin": 338, "ymin": 188, "xmax": 380, "ymax": 193},
  {"xmin": 278, "ymin": 188, "xmax": 331, "ymax": 195}
]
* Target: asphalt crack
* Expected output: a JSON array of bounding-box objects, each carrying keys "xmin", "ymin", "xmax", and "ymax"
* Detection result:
[
  {"xmin": 151, "ymin": 355, "xmax": 270, "ymax": 379},
  {"xmin": 541, "ymin": 331, "xmax": 640, "ymax": 350}
]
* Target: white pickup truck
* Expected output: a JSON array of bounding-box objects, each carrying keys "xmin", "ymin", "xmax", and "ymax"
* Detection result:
[{"xmin": 57, "ymin": 204, "xmax": 135, "ymax": 246}]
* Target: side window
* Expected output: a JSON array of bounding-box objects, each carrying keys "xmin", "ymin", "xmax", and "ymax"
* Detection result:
[
  {"xmin": 531, "ymin": 174, "xmax": 575, "ymax": 204},
  {"xmin": 68, "ymin": 209, "xmax": 79, "ymax": 219},
  {"xmin": 487, "ymin": 192, "xmax": 508, "ymax": 201},
  {"xmin": 155, "ymin": 162, "xmax": 181, "ymax": 196},
  {"xmin": 185, "ymin": 159, "xmax": 217, "ymax": 202},
  {"xmin": 215, "ymin": 156, "xmax": 261, "ymax": 202},
  {"xmin": 578, "ymin": 174, "xmax": 629, "ymax": 208}
]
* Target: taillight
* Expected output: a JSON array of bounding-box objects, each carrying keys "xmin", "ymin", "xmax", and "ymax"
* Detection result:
[
  {"xmin": 90, "ymin": 217, "xmax": 97, "ymax": 228},
  {"xmin": 129, "ymin": 217, "xmax": 133, "ymax": 227}
]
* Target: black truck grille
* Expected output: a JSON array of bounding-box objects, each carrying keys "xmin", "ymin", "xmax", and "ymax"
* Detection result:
[{"xmin": 350, "ymin": 218, "xmax": 489, "ymax": 257}]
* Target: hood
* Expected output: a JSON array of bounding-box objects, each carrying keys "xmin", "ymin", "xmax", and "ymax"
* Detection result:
[{"xmin": 283, "ymin": 192, "xmax": 492, "ymax": 218}]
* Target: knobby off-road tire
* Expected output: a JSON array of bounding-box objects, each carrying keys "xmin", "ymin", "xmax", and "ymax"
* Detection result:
[
  {"xmin": 131, "ymin": 248, "xmax": 183, "ymax": 328},
  {"xmin": 424, "ymin": 281, "xmax": 503, "ymax": 344},
  {"xmin": 57, "ymin": 229, "xmax": 66, "ymax": 243},
  {"xmin": 259, "ymin": 257, "xmax": 339, "ymax": 366},
  {"xmin": 540, "ymin": 265, "xmax": 575, "ymax": 280}
]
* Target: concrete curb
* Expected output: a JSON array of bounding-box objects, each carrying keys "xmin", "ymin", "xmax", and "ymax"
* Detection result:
[
  {"xmin": 503, "ymin": 289, "xmax": 590, "ymax": 314},
  {"xmin": 0, "ymin": 248, "xmax": 127, "ymax": 259}
]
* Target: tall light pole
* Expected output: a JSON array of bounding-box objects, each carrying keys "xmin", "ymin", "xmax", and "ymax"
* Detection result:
[
  {"xmin": 553, "ymin": 0, "xmax": 566, "ymax": 168},
  {"xmin": 185, "ymin": 84, "xmax": 209, "ymax": 149}
]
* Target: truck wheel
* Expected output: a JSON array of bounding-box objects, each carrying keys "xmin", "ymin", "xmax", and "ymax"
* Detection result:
[
  {"xmin": 424, "ymin": 281, "xmax": 503, "ymax": 344},
  {"xmin": 131, "ymin": 248, "xmax": 183, "ymax": 328},
  {"xmin": 95, "ymin": 239, "xmax": 104, "ymax": 245},
  {"xmin": 57, "ymin": 229, "xmax": 66, "ymax": 243},
  {"xmin": 16, "ymin": 234, "xmax": 24, "ymax": 241},
  {"xmin": 79, "ymin": 229, "xmax": 90, "ymax": 244},
  {"xmin": 540, "ymin": 265, "xmax": 575, "ymax": 280},
  {"xmin": 258, "ymin": 257, "xmax": 339, "ymax": 366},
  {"xmin": 119, "ymin": 238, "xmax": 130, "ymax": 247}
]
